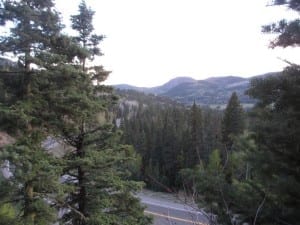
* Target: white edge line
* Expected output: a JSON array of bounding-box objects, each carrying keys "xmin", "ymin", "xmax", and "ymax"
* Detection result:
[{"xmin": 141, "ymin": 200, "xmax": 204, "ymax": 215}]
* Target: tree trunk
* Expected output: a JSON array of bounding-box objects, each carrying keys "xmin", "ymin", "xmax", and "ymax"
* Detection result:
[
  {"xmin": 75, "ymin": 132, "xmax": 86, "ymax": 225},
  {"xmin": 24, "ymin": 182, "xmax": 36, "ymax": 224},
  {"xmin": 78, "ymin": 166, "xmax": 86, "ymax": 215}
]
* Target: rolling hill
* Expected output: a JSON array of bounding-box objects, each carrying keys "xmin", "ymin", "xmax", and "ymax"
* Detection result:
[{"xmin": 113, "ymin": 73, "xmax": 279, "ymax": 106}]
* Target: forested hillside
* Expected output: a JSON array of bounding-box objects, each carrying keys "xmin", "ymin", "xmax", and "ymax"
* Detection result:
[
  {"xmin": 115, "ymin": 89, "xmax": 247, "ymax": 193},
  {"xmin": 114, "ymin": 73, "xmax": 279, "ymax": 107},
  {"xmin": 114, "ymin": 89, "xmax": 223, "ymax": 189}
]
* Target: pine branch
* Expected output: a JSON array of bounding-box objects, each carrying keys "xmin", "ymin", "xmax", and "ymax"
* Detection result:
[
  {"xmin": 145, "ymin": 174, "xmax": 173, "ymax": 193},
  {"xmin": 1, "ymin": 197, "xmax": 24, "ymax": 204},
  {"xmin": 218, "ymin": 183, "xmax": 234, "ymax": 225},
  {"xmin": 55, "ymin": 199, "xmax": 86, "ymax": 220},
  {"xmin": 277, "ymin": 57, "xmax": 299, "ymax": 67},
  {"xmin": 253, "ymin": 194, "xmax": 266, "ymax": 225}
]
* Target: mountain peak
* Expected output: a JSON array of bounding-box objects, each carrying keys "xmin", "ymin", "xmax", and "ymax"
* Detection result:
[
  {"xmin": 167, "ymin": 76, "xmax": 196, "ymax": 82},
  {"xmin": 156, "ymin": 76, "xmax": 196, "ymax": 92}
]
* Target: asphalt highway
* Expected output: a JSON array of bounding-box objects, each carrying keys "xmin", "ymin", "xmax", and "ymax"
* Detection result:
[{"xmin": 138, "ymin": 192, "xmax": 209, "ymax": 225}]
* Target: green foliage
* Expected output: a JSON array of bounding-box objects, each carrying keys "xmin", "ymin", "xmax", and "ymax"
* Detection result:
[
  {"xmin": 0, "ymin": 1, "xmax": 67, "ymax": 224},
  {"xmin": 180, "ymin": 136, "xmax": 270, "ymax": 225},
  {"xmin": 0, "ymin": 1, "xmax": 150, "ymax": 224},
  {"xmin": 262, "ymin": 0, "xmax": 300, "ymax": 48},
  {"xmin": 221, "ymin": 92, "xmax": 245, "ymax": 149},
  {"xmin": 0, "ymin": 203, "xmax": 18, "ymax": 225},
  {"xmin": 0, "ymin": 134, "xmax": 62, "ymax": 224},
  {"xmin": 207, "ymin": 149, "xmax": 222, "ymax": 172},
  {"xmin": 118, "ymin": 96, "xmax": 190, "ymax": 190},
  {"xmin": 186, "ymin": 102, "xmax": 204, "ymax": 166},
  {"xmin": 246, "ymin": 66, "xmax": 300, "ymax": 224},
  {"xmin": 272, "ymin": 0, "xmax": 300, "ymax": 11},
  {"xmin": 189, "ymin": 8, "xmax": 300, "ymax": 222},
  {"xmin": 117, "ymin": 91, "xmax": 223, "ymax": 190},
  {"xmin": 61, "ymin": 124, "xmax": 150, "ymax": 225},
  {"xmin": 184, "ymin": 3, "xmax": 300, "ymax": 224},
  {"xmin": 71, "ymin": 0, "xmax": 104, "ymax": 69},
  {"xmin": 263, "ymin": 19, "xmax": 300, "ymax": 48},
  {"xmin": 0, "ymin": 0, "xmax": 63, "ymax": 68},
  {"xmin": 49, "ymin": 2, "xmax": 150, "ymax": 225}
]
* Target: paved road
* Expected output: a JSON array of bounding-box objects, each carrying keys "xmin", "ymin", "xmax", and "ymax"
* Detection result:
[{"xmin": 138, "ymin": 192, "xmax": 209, "ymax": 225}]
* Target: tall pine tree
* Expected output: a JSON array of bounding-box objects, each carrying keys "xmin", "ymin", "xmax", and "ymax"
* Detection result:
[
  {"xmin": 221, "ymin": 92, "xmax": 245, "ymax": 150},
  {"xmin": 186, "ymin": 102, "xmax": 203, "ymax": 167},
  {"xmin": 244, "ymin": 1, "xmax": 300, "ymax": 223},
  {"xmin": 71, "ymin": 0, "xmax": 104, "ymax": 70},
  {"xmin": 55, "ymin": 1, "xmax": 151, "ymax": 224},
  {"xmin": 0, "ymin": 1, "xmax": 67, "ymax": 224},
  {"xmin": 0, "ymin": 0, "xmax": 151, "ymax": 224},
  {"xmin": 247, "ymin": 66, "xmax": 300, "ymax": 224}
]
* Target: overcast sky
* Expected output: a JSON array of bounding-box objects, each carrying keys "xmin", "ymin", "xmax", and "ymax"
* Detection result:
[{"xmin": 55, "ymin": 0, "xmax": 299, "ymax": 87}]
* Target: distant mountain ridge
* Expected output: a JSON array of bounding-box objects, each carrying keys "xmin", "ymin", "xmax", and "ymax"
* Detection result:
[
  {"xmin": 114, "ymin": 76, "xmax": 196, "ymax": 94},
  {"xmin": 150, "ymin": 76, "xmax": 196, "ymax": 94},
  {"xmin": 113, "ymin": 73, "xmax": 279, "ymax": 106}
]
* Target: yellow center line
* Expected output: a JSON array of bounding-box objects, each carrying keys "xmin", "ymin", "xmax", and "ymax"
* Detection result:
[{"xmin": 144, "ymin": 210, "xmax": 208, "ymax": 225}]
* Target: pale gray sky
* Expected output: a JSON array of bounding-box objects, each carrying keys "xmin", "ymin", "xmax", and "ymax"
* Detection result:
[{"xmin": 55, "ymin": 0, "xmax": 299, "ymax": 87}]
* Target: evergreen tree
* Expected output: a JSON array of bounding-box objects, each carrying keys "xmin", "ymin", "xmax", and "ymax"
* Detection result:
[
  {"xmin": 245, "ymin": 2, "xmax": 300, "ymax": 223},
  {"xmin": 221, "ymin": 92, "xmax": 245, "ymax": 149},
  {"xmin": 185, "ymin": 2, "xmax": 300, "ymax": 224},
  {"xmin": 262, "ymin": 0, "xmax": 300, "ymax": 48},
  {"xmin": 202, "ymin": 108, "xmax": 222, "ymax": 163},
  {"xmin": 0, "ymin": 1, "xmax": 150, "ymax": 224},
  {"xmin": 180, "ymin": 135, "xmax": 268, "ymax": 225},
  {"xmin": 160, "ymin": 108, "xmax": 179, "ymax": 187},
  {"xmin": 0, "ymin": 1, "xmax": 66, "ymax": 224},
  {"xmin": 71, "ymin": 0, "xmax": 104, "ymax": 70},
  {"xmin": 0, "ymin": 0, "xmax": 63, "ymax": 95},
  {"xmin": 246, "ymin": 66, "xmax": 300, "ymax": 224},
  {"xmin": 55, "ymin": 2, "xmax": 151, "ymax": 224},
  {"xmin": 186, "ymin": 102, "xmax": 203, "ymax": 167}
]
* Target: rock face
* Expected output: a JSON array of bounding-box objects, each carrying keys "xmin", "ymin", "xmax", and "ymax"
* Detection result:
[
  {"xmin": 0, "ymin": 131, "xmax": 15, "ymax": 147},
  {"xmin": 0, "ymin": 132, "xmax": 15, "ymax": 179},
  {"xmin": 42, "ymin": 136, "xmax": 74, "ymax": 158},
  {"xmin": 1, "ymin": 160, "xmax": 13, "ymax": 178}
]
